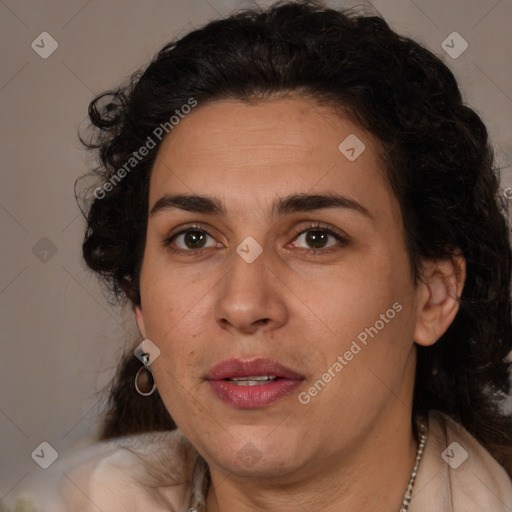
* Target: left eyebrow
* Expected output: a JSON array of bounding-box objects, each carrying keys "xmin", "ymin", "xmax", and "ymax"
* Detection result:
[
  {"xmin": 149, "ymin": 193, "xmax": 372, "ymax": 220},
  {"xmin": 274, "ymin": 193, "xmax": 372, "ymax": 219}
]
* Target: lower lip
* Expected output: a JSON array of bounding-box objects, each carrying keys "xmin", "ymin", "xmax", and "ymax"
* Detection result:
[{"xmin": 208, "ymin": 379, "xmax": 302, "ymax": 409}]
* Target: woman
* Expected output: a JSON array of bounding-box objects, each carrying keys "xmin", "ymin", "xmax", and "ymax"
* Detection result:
[{"xmin": 8, "ymin": 1, "xmax": 512, "ymax": 511}]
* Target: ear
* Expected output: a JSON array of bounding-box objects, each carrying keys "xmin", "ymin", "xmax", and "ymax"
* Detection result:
[
  {"xmin": 133, "ymin": 304, "xmax": 147, "ymax": 339},
  {"xmin": 413, "ymin": 254, "xmax": 466, "ymax": 347}
]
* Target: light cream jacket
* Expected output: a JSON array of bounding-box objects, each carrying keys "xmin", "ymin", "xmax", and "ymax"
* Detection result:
[{"xmin": 4, "ymin": 410, "xmax": 512, "ymax": 512}]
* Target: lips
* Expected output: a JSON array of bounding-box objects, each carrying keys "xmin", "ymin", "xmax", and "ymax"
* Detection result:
[{"xmin": 207, "ymin": 358, "xmax": 304, "ymax": 409}]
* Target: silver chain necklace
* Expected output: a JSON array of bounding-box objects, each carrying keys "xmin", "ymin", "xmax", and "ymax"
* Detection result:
[{"xmin": 399, "ymin": 423, "xmax": 428, "ymax": 512}]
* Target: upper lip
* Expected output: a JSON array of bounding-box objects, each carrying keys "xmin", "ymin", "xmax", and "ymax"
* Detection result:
[{"xmin": 206, "ymin": 358, "xmax": 304, "ymax": 381}]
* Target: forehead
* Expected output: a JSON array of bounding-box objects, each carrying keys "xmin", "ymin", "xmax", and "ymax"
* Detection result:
[{"xmin": 149, "ymin": 96, "xmax": 394, "ymax": 220}]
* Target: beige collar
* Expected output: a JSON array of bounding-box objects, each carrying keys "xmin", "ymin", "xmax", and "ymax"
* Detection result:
[
  {"xmin": 6, "ymin": 410, "xmax": 512, "ymax": 512},
  {"xmin": 409, "ymin": 410, "xmax": 512, "ymax": 511}
]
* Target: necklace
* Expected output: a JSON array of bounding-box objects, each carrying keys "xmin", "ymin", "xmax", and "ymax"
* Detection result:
[{"xmin": 399, "ymin": 423, "xmax": 427, "ymax": 512}]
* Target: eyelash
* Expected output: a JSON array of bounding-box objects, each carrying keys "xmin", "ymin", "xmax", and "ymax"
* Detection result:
[{"xmin": 163, "ymin": 222, "xmax": 350, "ymax": 256}]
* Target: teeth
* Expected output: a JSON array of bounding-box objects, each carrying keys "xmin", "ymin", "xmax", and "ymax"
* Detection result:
[
  {"xmin": 231, "ymin": 376, "xmax": 276, "ymax": 381},
  {"xmin": 229, "ymin": 376, "xmax": 277, "ymax": 386}
]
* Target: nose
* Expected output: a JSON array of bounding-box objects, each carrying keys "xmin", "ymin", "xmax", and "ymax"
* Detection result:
[{"xmin": 213, "ymin": 247, "xmax": 288, "ymax": 335}]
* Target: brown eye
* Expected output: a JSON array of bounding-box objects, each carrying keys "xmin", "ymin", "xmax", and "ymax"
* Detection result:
[
  {"xmin": 293, "ymin": 228, "xmax": 342, "ymax": 251},
  {"xmin": 167, "ymin": 229, "xmax": 218, "ymax": 251},
  {"xmin": 305, "ymin": 230, "xmax": 329, "ymax": 249},
  {"xmin": 183, "ymin": 230, "xmax": 207, "ymax": 249}
]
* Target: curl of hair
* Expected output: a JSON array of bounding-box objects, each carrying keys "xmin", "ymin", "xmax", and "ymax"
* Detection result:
[{"xmin": 80, "ymin": 0, "xmax": 512, "ymax": 472}]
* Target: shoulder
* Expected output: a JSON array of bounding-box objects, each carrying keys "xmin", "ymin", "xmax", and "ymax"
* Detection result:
[
  {"xmin": 5, "ymin": 429, "xmax": 199, "ymax": 512},
  {"xmin": 410, "ymin": 409, "xmax": 512, "ymax": 512}
]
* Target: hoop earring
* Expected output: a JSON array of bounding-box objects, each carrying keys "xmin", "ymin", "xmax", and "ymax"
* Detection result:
[
  {"xmin": 134, "ymin": 339, "xmax": 158, "ymax": 396},
  {"xmin": 135, "ymin": 362, "xmax": 156, "ymax": 396}
]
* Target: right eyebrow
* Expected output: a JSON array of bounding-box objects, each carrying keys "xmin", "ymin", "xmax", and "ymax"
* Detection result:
[{"xmin": 149, "ymin": 194, "xmax": 224, "ymax": 216}]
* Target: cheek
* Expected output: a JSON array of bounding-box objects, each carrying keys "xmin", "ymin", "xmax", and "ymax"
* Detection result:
[
  {"xmin": 306, "ymin": 252, "xmax": 415, "ymax": 385},
  {"xmin": 139, "ymin": 260, "xmax": 208, "ymax": 335},
  {"xmin": 310, "ymin": 261, "xmax": 404, "ymax": 337}
]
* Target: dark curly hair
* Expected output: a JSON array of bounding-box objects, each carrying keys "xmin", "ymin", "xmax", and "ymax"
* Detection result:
[{"xmin": 79, "ymin": 0, "xmax": 512, "ymax": 472}]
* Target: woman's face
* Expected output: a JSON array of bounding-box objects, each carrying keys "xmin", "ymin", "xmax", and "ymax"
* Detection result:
[{"xmin": 135, "ymin": 96, "xmax": 423, "ymax": 480}]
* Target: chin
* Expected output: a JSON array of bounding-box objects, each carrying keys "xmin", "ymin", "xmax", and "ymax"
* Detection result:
[
  {"xmin": 202, "ymin": 427, "xmax": 307, "ymax": 479},
  {"xmin": 216, "ymin": 448, "xmax": 304, "ymax": 480}
]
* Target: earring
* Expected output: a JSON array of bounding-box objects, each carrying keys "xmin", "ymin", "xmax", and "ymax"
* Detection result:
[
  {"xmin": 135, "ymin": 362, "xmax": 156, "ymax": 396},
  {"xmin": 134, "ymin": 344, "xmax": 157, "ymax": 396}
]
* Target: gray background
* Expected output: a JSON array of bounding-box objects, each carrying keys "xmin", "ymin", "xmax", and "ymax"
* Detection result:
[{"xmin": 1, "ymin": 0, "xmax": 511, "ymax": 500}]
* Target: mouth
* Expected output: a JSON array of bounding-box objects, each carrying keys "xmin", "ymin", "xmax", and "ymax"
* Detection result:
[{"xmin": 206, "ymin": 358, "xmax": 304, "ymax": 409}]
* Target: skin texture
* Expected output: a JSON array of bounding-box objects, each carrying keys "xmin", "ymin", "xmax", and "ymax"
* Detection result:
[{"xmin": 134, "ymin": 96, "xmax": 465, "ymax": 512}]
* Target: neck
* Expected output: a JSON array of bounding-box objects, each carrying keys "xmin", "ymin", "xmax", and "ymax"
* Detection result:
[{"xmin": 206, "ymin": 401, "xmax": 418, "ymax": 512}]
